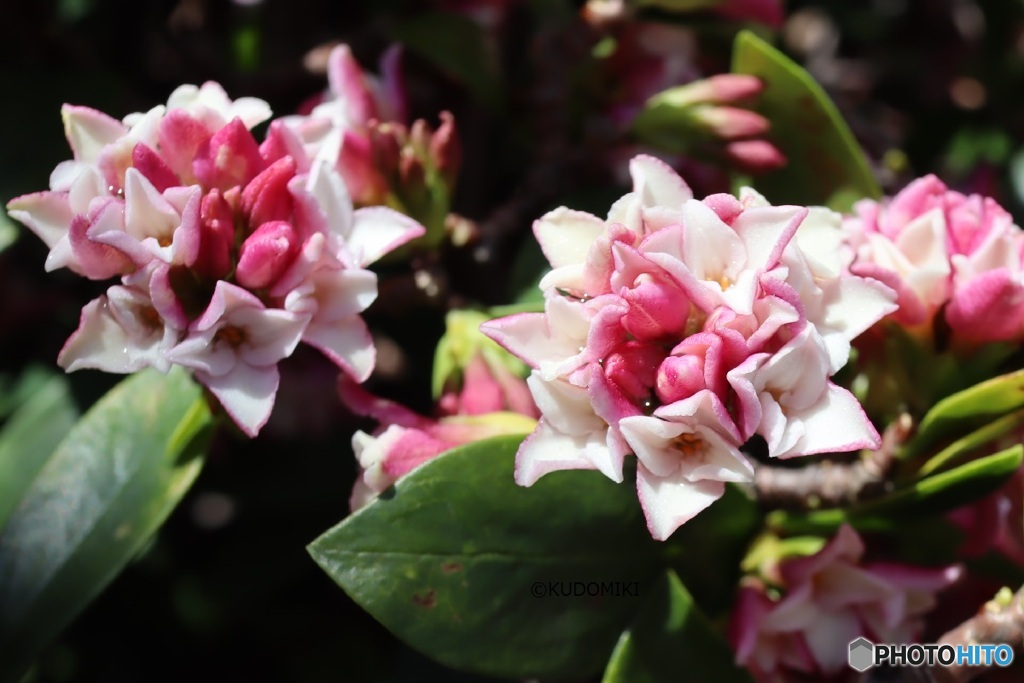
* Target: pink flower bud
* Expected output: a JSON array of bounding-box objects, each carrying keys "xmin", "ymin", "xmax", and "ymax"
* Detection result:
[
  {"xmin": 241, "ymin": 156, "xmax": 296, "ymax": 227},
  {"xmin": 326, "ymin": 44, "xmax": 380, "ymax": 127},
  {"xmin": 341, "ymin": 129, "xmax": 390, "ymax": 206},
  {"xmin": 693, "ymin": 105, "xmax": 771, "ymax": 140},
  {"xmin": 725, "ymin": 139, "xmax": 787, "ymax": 173},
  {"xmin": 131, "ymin": 143, "xmax": 179, "ymax": 193},
  {"xmin": 655, "ymin": 354, "xmax": 706, "ymax": 404},
  {"xmin": 603, "ymin": 340, "xmax": 664, "ymax": 404},
  {"xmin": 236, "ymin": 220, "xmax": 300, "ymax": 290},
  {"xmin": 621, "ymin": 273, "xmax": 690, "ymax": 341},
  {"xmin": 193, "ymin": 118, "xmax": 263, "ymax": 191},
  {"xmin": 158, "ymin": 109, "xmax": 212, "ymax": 183},
  {"xmin": 430, "ymin": 111, "xmax": 461, "ymax": 191},
  {"xmin": 195, "ymin": 190, "xmax": 235, "ymax": 280}
]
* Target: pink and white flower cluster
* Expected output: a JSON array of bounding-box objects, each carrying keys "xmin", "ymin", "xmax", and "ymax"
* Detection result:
[
  {"xmin": 730, "ymin": 525, "xmax": 961, "ymax": 683},
  {"xmin": 281, "ymin": 44, "xmax": 459, "ymax": 241},
  {"xmin": 483, "ymin": 155, "xmax": 897, "ymax": 540},
  {"xmin": 844, "ymin": 174, "xmax": 1024, "ymax": 348},
  {"xmin": 7, "ymin": 81, "xmax": 424, "ymax": 436}
]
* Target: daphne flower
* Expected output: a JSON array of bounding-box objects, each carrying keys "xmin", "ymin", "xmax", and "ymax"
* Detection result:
[
  {"xmin": 165, "ymin": 282, "xmax": 308, "ymax": 436},
  {"xmin": 484, "ymin": 155, "xmax": 895, "ymax": 539},
  {"xmin": 845, "ymin": 174, "xmax": 1024, "ymax": 346},
  {"xmin": 730, "ymin": 525, "xmax": 961, "ymax": 681},
  {"xmin": 619, "ymin": 390, "xmax": 753, "ymax": 540},
  {"xmin": 7, "ymin": 81, "xmax": 425, "ymax": 437}
]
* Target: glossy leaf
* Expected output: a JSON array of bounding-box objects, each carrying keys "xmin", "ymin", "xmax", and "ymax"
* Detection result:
[
  {"xmin": 731, "ymin": 30, "xmax": 880, "ymax": 211},
  {"xmin": 309, "ymin": 435, "xmax": 665, "ymax": 680},
  {"xmin": 0, "ymin": 368, "xmax": 213, "ymax": 682},
  {"xmin": 602, "ymin": 569, "xmax": 753, "ymax": 683},
  {"xmin": 0, "ymin": 372, "xmax": 78, "ymax": 532},
  {"xmin": 910, "ymin": 369, "xmax": 1024, "ymax": 459},
  {"xmin": 768, "ymin": 445, "xmax": 1024, "ymax": 535}
]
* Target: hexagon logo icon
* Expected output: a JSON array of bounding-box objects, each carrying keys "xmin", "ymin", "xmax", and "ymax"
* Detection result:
[{"xmin": 848, "ymin": 637, "xmax": 874, "ymax": 672}]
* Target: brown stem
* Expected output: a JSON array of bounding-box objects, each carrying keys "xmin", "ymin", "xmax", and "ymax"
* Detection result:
[
  {"xmin": 923, "ymin": 586, "xmax": 1024, "ymax": 683},
  {"xmin": 753, "ymin": 413, "xmax": 912, "ymax": 510}
]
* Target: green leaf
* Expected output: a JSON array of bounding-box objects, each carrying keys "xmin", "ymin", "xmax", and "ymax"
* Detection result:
[
  {"xmin": 663, "ymin": 484, "xmax": 759, "ymax": 616},
  {"xmin": 0, "ymin": 211, "xmax": 17, "ymax": 255},
  {"xmin": 393, "ymin": 13, "xmax": 501, "ymax": 108},
  {"xmin": 602, "ymin": 569, "xmax": 753, "ymax": 683},
  {"xmin": 309, "ymin": 435, "xmax": 664, "ymax": 680},
  {"xmin": 0, "ymin": 368, "xmax": 213, "ymax": 682},
  {"xmin": 920, "ymin": 409, "xmax": 1024, "ymax": 476},
  {"xmin": 768, "ymin": 445, "xmax": 1024, "ymax": 535},
  {"xmin": 910, "ymin": 369, "xmax": 1024, "ymax": 459},
  {"xmin": 731, "ymin": 30, "xmax": 880, "ymax": 211},
  {"xmin": 0, "ymin": 372, "xmax": 78, "ymax": 532}
]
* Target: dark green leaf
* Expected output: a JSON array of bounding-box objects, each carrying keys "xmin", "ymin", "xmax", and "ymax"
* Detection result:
[
  {"xmin": 393, "ymin": 13, "xmax": 502, "ymax": 108},
  {"xmin": 768, "ymin": 445, "xmax": 1024, "ymax": 535},
  {"xmin": 0, "ymin": 368, "xmax": 213, "ymax": 682},
  {"xmin": 309, "ymin": 435, "xmax": 665, "ymax": 680},
  {"xmin": 602, "ymin": 569, "xmax": 753, "ymax": 683},
  {"xmin": 731, "ymin": 30, "xmax": 880, "ymax": 211},
  {"xmin": 663, "ymin": 484, "xmax": 759, "ymax": 616},
  {"xmin": 0, "ymin": 372, "xmax": 78, "ymax": 532}
]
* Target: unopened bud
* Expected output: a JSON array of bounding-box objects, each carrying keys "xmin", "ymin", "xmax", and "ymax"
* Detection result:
[
  {"xmin": 725, "ymin": 139, "xmax": 788, "ymax": 173},
  {"xmin": 235, "ymin": 220, "xmax": 300, "ymax": 290}
]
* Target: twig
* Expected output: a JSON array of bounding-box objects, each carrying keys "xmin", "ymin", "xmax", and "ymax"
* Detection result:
[{"xmin": 752, "ymin": 413, "xmax": 912, "ymax": 510}]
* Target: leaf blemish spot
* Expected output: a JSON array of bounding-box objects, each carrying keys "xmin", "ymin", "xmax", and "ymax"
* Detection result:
[
  {"xmin": 413, "ymin": 590, "xmax": 437, "ymax": 609},
  {"xmin": 441, "ymin": 561, "xmax": 462, "ymax": 574}
]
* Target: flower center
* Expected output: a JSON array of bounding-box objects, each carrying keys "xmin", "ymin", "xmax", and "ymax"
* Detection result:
[
  {"xmin": 214, "ymin": 325, "xmax": 248, "ymax": 349},
  {"xmin": 672, "ymin": 431, "xmax": 705, "ymax": 459}
]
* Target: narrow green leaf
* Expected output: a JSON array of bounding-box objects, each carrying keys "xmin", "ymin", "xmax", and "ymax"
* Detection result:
[
  {"xmin": 309, "ymin": 435, "xmax": 664, "ymax": 680},
  {"xmin": 0, "ymin": 373, "xmax": 78, "ymax": 532},
  {"xmin": 920, "ymin": 409, "xmax": 1024, "ymax": 476},
  {"xmin": 731, "ymin": 30, "xmax": 880, "ymax": 211},
  {"xmin": 602, "ymin": 569, "xmax": 752, "ymax": 683},
  {"xmin": 768, "ymin": 445, "xmax": 1024, "ymax": 535},
  {"xmin": 910, "ymin": 369, "xmax": 1024, "ymax": 459},
  {"xmin": 0, "ymin": 368, "xmax": 213, "ymax": 682}
]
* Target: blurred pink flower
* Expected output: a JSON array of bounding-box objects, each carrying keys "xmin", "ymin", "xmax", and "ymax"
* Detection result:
[{"xmin": 730, "ymin": 525, "xmax": 962, "ymax": 682}]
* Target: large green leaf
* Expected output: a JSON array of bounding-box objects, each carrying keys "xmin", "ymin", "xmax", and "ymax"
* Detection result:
[
  {"xmin": 602, "ymin": 569, "xmax": 753, "ymax": 683},
  {"xmin": 768, "ymin": 445, "xmax": 1024, "ymax": 535},
  {"xmin": 0, "ymin": 372, "xmax": 78, "ymax": 532},
  {"xmin": 309, "ymin": 435, "xmax": 666, "ymax": 680},
  {"xmin": 731, "ymin": 31, "xmax": 880, "ymax": 211},
  {"xmin": 909, "ymin": 369, "xmax": 1024, "ymax": 459},
  {"xmin": 0, "ymin": 368, "xmax": 213, "ymax": 682}
]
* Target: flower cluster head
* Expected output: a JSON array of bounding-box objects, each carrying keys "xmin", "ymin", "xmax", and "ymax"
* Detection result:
[
  {"xmin": 281, "ymin": 45, "xmax": 460, "ymax": 243},
  {"xmin": 7, "ymin": 81, "xmax": 425, "ymax": 436},
  {"xmin": 844, "ymin": 174, "xmax": 1024, "ymax": 349},
  {"xmin": 730, "ymin": 525, "xmax": 961, "ymax": 682},
  {"xmin": 483, "ymin": 155, "xmax": 897, "ymax": 540}
]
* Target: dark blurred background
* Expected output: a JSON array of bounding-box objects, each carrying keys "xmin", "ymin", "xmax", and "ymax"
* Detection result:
[{"xmin": 3, "ymin": 0, "xmax": 1024, "ymax": 681}]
